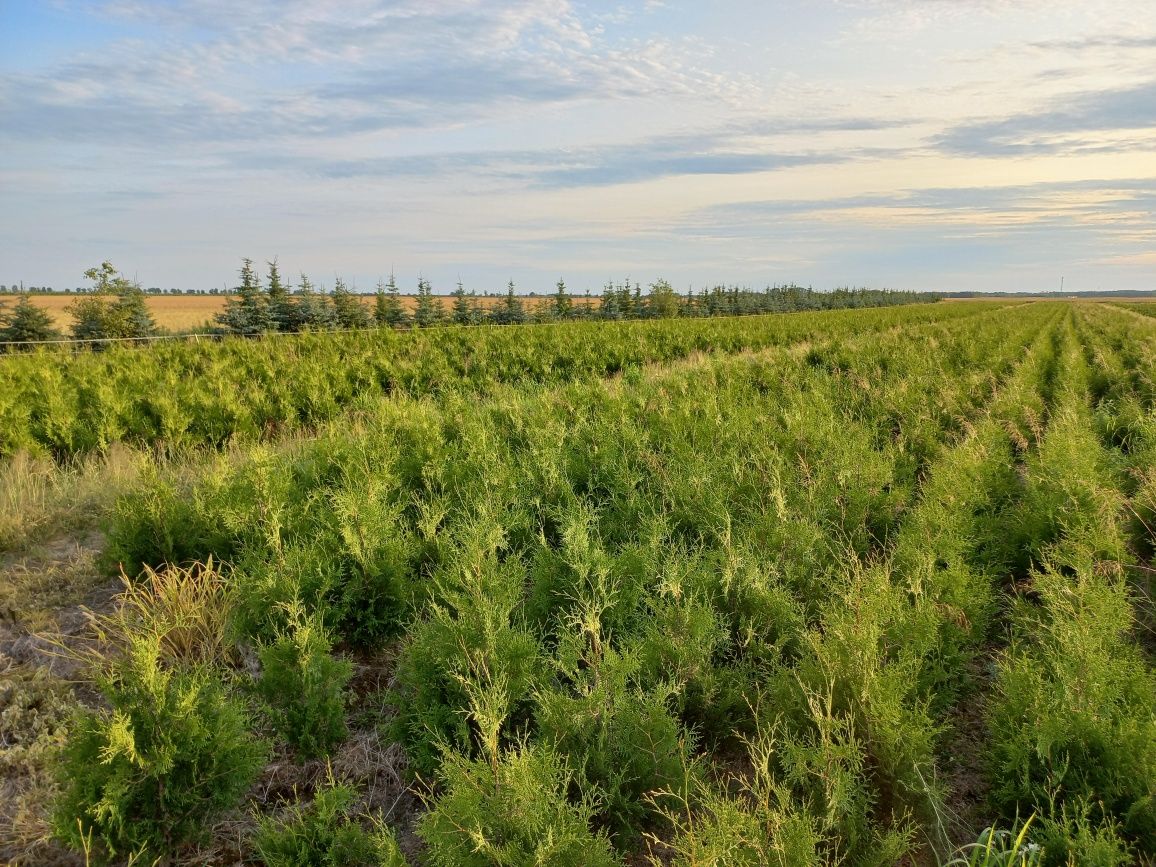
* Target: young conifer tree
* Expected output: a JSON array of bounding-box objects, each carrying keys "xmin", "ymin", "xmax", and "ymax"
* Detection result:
[
  {"xmin": 376, "ymin": 272, "xmax": 408, "ymax": 327},
  {"xmin": 295, "ymin": 273, "xmax": 335, "ymax": 330},
  {"xmin": 331, "ymin": 277, "xmax": 370, "ymax": 330},
  {"xmin": 0, "ymin": 294, "xmax": 59, "ymax": 345},
  {"xmin": 551, "ymin": 278, "xmax": 573, "ymax": 320},
  {"xmin": 266, "ymin": 259, "xmax": 298, "ymax": 332},
  {"xmin": 373, "ymin": 278, "xmax": 391, "ymax": 327},
  {"xmin": 215, "ymin": 258, "xmax": 271, "ymax": 336},
  {"xmin": 414, "ymin": 277, "xmax": 442, "ymax": 328},
  {"xmin": 109, "ymin": 282, "xmax": 157, "ymax": 338},
  {"xmin": 599, "ymin": 280, "xmax": 620, "ymax": 321},
  {"xmin": 451, "ymin": 279, "xmax": 473, "ymax": 325},
  {"xmin": 494, "ymin": 279, "xmax": 526, "ymax": 325}
]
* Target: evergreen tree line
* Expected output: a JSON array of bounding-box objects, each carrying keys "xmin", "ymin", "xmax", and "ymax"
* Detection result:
[
  {"xmin": 0, "ymin": 258, "xmax": 941, "ymax": 346},
  {"xmin": 211, "ymin": 258, "xmax": 940, "ymax": 336}
]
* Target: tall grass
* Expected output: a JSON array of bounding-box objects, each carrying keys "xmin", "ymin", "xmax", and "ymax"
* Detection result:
[{"xmin": 0, "ymin": 444, "xmax": 145, "ymax": 551}]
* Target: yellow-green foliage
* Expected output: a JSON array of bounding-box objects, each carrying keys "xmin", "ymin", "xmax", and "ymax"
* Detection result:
[
  {"xmin": 255, "ymin": 777, "xmax": 408, "ymax": 867},
  {"xmin": 52, "ymin": 634, "xmax": 267, "ymax": 863},
  {"xmin": 418, "ymin": 742, "xmax": 621, "ymax": 867},
  {"xmin": 26, "ymin": 301, "xmax": 1156, "ymax": 864},
  {"xmin": 0, "ymin": 302, "xmax": 982, "ymax": 459},
  {"xmin": 256, "ymin": 604, "xmax": 353, "ymax": 760}
]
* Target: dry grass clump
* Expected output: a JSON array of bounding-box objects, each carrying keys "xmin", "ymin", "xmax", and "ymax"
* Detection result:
[{"xmin": 85, "ymin": 558, "xmax": 236, "ymax": 669}]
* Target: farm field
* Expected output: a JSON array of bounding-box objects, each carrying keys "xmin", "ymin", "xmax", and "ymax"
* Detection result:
[
  {"xmin": 0, "ymin": 293, "xmax": 232, "ymax": 333},
  {"xmin": 1, "ymin": 300, "xmax": 1154, "ymax": 866}
]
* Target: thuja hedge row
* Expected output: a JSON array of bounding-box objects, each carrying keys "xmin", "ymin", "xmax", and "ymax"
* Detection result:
[
  {"xmin": 0, "ymin": 301, "xmax": 1001, "ymax": 459},
  {"xmin": 53, "ymin": 304, "xmax": 1061, "ymax": 863},
  {"xmin": 1112, "ymin": 301, "xmax": 1156, "ymax": 324},
  {"xmin": 982, "ymin": 311, "xmax": 1156, "ymax": 861},
  {"xmin": 1072, "ymin": 305, "xmax": 1156, "ymax": 632},
  {"xmin": 718, "ymin": 304, "xmax": 1069, "ymax": 862}
]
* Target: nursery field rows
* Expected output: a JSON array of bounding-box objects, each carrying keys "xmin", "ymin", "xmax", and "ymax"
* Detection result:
[
  {"xmin": 2, "ymin": 301, "xmax": 1154, "ymax": 866},
  {"xmin": 0, "ymin": 300, "xmax": 1009, "ymax": 459}
]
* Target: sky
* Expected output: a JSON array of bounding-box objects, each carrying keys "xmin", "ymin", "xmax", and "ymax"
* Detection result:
[{"xmin": 1, "ymin": 0, "xmax": 1155, "ymax": 294}]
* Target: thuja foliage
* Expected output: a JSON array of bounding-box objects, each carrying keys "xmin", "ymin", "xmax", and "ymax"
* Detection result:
[
  {"xmin": 654, "ymin": 723, "xmax": 866, "ymax": 866},
  {"xmin": 0, "ymin": 300, "xmax": 982, "ymax": 459},
  {"xmin": 984, "ymin": 318, "xmax": 1156, "ymax": 861},
  {"xmin": 52, "ymin": 634, "xmax": 267, "ymax": 863},
  {"xmin": 389, "ymin": 550, "xmax": 543, "ymax": 775},
  {"xmin": 418, "ymin": 742, "xmax": 620, "ymax": 867},
  {"xmin": 40, "ymin": 301, "xmax": 1156, "ymax": 864},
  {"xmin": 256, "ymin": 604, "xmax": 353, "ymax": 760},
  {"xmin": 989, "ymin": 559, "xmax": 1155, "ymax": 860},
  {"xmin": 535, "ymin": 655, "xmax": 692, "ymax": 841},
  {"xmin": 254, "ymin": 777, "xmax": 408, "ymax": 867}
]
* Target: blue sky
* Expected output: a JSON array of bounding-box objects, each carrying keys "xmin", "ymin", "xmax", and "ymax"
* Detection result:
[{"xmin": 2, "ymin": 0, "xmax": 1154, "ymax": 293}]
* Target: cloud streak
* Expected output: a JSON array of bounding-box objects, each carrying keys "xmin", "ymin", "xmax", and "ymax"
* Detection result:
[{"xmin": 934, "ymin": 80, "xmax": 1156, "ymax": 156}]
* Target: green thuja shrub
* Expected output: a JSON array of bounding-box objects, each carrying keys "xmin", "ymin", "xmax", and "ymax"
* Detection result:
[
  {"xmin": 654, "ymin": 726, "xmax": 828, "ymax": 866},
  {"xmin": 524, "ymin": 502, "xmax": 644, "ymax": 636},
  {"xmin": 103, "ymin": 468, "xmax": 236, "ymax": 574},
  {"xmin": 630, "ymin": 588, "xmax": 729, "ymax": 721},
  {"xmin": 325, "ymin": 473, "xmax": 419, "ymax": 646},
  {"xmin": 1032, "ymin": 799, "xmax": 1134, "ymax": 867},
  {"xmin": 789, "ymin": 567, "xmax": 945, "ymax": 851},
  {"xmin": 231, "ymin": 528, "xmax": 416, "ymax": 650},
  {"xmin": 418, "ymin": 742, "xmax": 620, "ymax": 867},
  {"xmin": 536, "ymin": 644, "xmax": 693, "ymax": 841},
  {"xmin": 988, "ymin": 558, "xmax": 1156, "ymax": 853},
  {"xmin": 52, "ymin": 634, "xmax": 267, "ymax": 863},
  {"xmin": 390, "ymin": 553, "xmax": 542, "ymax": 775},
  {"xmin": 771, "ymin": 685, "xmax": 916, "ymax": 864},
  {"xmin": 1009, "ymin": 408, "xmax": 1129, "ymax": 571},
  {"xmin": 257, "ymin": 604, "xmax": 353, "ymax": 759},
  {"xmin": 709, "ymin": 551, "xmax": 808, "ymax": 664},
  {"xmin": 254, "ymin": 777, "xmax": 408, "ymax": 867}
]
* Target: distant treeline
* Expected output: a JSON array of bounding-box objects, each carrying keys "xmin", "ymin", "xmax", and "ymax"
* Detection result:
[
  {"xmin": 203, "ymin": 259, "xmax": 940, "ymax": 337},
  {"xmin": 0, "ymin": 258, "xmax": 940, "ymax": 346}
]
